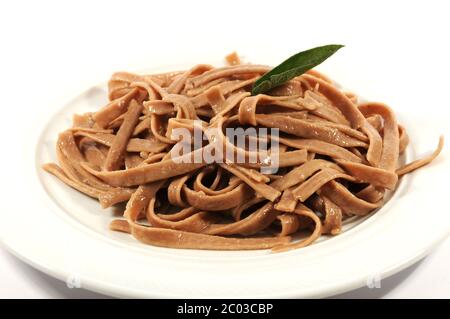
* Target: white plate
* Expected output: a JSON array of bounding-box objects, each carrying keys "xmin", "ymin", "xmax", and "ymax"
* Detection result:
[{"xmin": 1, "ymin": 62, "xmax": 449, "ymax": 299}]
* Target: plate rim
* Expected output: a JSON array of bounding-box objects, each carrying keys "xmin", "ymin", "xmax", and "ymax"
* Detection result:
[{"xmin": 2, "ymin": 62, "xmax": 450, "ymax": 299}]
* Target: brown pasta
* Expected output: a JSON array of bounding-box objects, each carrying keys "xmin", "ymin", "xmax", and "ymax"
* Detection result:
[{"xmin": 42, "ymin": 55, "xmax": 444, "ymax": 252}]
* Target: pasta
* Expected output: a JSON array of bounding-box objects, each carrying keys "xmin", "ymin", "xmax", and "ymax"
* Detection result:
[{"xmin": 43, "ymin": 55, "xmax": 443, "ymax": 252}]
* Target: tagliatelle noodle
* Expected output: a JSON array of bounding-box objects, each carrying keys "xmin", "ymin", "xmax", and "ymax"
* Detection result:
[{"xmin": 43, "ymin": 55, "xmax": 443, "ymax": 252}]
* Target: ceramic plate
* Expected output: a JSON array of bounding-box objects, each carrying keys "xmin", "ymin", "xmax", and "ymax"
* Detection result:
[{"xmin": 1, "ymin": 61, "xmax": 449, "ymax": 298}]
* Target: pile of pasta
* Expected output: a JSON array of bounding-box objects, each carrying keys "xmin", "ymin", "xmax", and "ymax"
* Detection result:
[{"xmin": 43, "ymin": 57, "xmax": 443, "ymax": 252}]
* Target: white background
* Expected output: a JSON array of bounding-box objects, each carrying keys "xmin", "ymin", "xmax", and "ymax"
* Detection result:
[{"xmin": 0, "ymin": 0, "xmax": 449, "ymax": 298}]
